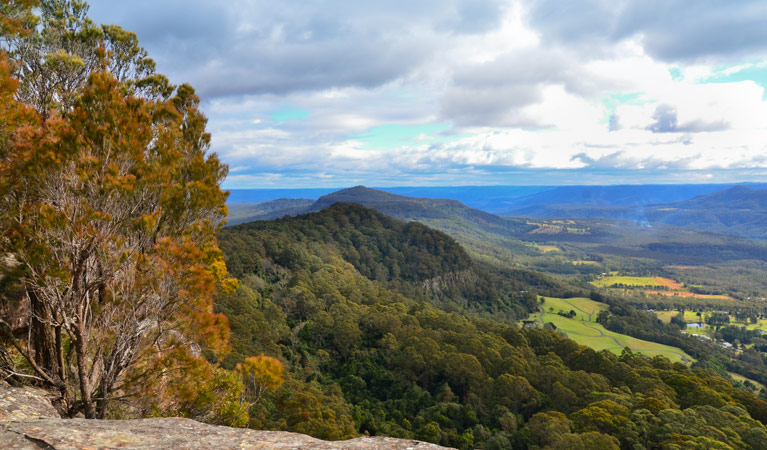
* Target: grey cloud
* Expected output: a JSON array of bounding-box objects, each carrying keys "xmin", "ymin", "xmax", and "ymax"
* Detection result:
[
  {"xmin": 451, "ymin": 49, "xmax": 567, "ymax": 87},
  {"xmin": 571, "ymin": 151, "xmax": 703, "ymax": 170},
  {"xmin": 526, "ymin": 1, "xmax": 621, "ymax": 46},
  {"xmin": 608, "ymin": 114, "xmax": 620, "ymax": 131},
  {"xmin": 527, "ymin": 0, "xmax": 767, "ymax": 62},
  {"xmin": 449, "ymin": 48, "xmax": 607, "ymax": 96},
  {"xmin": 89, "ymin": 1, "xmax": 232, "ymax": 43},
  {"xmin": 87, "ymin": 0, "xmax": 508, "ymax": 99},
  {"xmin": 441, "ymin": 84, "xmax": 546, "ymax": 127},
  {"xmin": 648, "ymin": 104, "xmax": 678, "ymax": 133},
  {"xmin": 440, "ymin": 47, "xmax": 614, "ymax": 128},
  {"xmin": 442, "ymin": 49, "xmax": 559, "ymax": 127},
  {"xmin": 190, "ymin": 37, "xmax": 436, "ymax": 98},
  {"xmin": 436, "ymin": 0, "xmax": 509, "ymax": 34},
  {"xmin": 677, "ymin": 119, "xmax": 730, "ymax": 133},
  {"xmin": 646, "ymin": 104, "xmax": 730, "ymax": 134}
]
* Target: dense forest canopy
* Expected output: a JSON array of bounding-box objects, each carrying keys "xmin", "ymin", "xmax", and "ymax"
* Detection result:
[
  {"xmin": 220, "ymin": 203, "xmax": 567, "ymax": 320},
  {"xmin": 215, "ymin": 203, "xmax": 767, "ymax": 449}
]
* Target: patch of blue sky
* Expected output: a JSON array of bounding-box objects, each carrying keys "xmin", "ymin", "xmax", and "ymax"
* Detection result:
[
  {"xmin": 222, "ymin": 166, "xmax": 767, "ymax": 188},
  {"xmin": 668, "ymin": 67, "xmax": 684, "ymax": 81},
  {"xmin": 698, "ymin": 62, "xmax": 767, "ymax": 99},
  {"xmin": 350, "ymin": 123, "xmax": 455, "ymax": 150},
  {"xmin": 600, "ymin": 92, "xmax": 649, "ymax": 125},
  {"xmin": 269, "ymin": 106, "xmax": 311, "ymax": 122}
]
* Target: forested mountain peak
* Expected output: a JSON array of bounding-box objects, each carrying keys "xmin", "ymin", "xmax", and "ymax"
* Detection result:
[
  {"xmin": 315, "ymin": 185, "xmax": 407, "ymax": 204},
  {"xmin": 311, "ymin": 186, "xmax": 471, "ymax": 218},
  {"xmin": 671, "ymin": 185, "xmax": 767, "ymax": 209},
  {"xmin": 219, "ymin": 202, "xmax": 554, "ymax": 318},
  {"xmin": 223, "ymin": 202, "xmax": 471, "ymax": 282},
  {"xmin": 227, "ymin": 186, "xmax": 532, "ymax": 239}
]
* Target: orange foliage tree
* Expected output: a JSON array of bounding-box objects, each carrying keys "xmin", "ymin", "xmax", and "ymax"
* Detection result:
[
  {"xmin": 231, "ymin": 354, "xmax": 284, "ymax": 425},
  {"xmin": 0, "ymin": 1, "xmax": 236, "ymax": 419}
]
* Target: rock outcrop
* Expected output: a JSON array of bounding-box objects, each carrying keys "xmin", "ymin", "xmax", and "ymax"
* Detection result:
[
  {"xmin": 0, "ymin": 385, "xmax": 61, "ymax": 421},
  {"xmin": 0, "ymin": 384, "xmax": 451, "ymax": 449}
]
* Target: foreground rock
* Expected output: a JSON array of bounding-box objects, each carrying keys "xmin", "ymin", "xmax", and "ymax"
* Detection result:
[
  {"xmin": 1, "ymin": 418, "xmax": 453, "ymax": 449},
  {"xmin": 0, "ymin": 385, "xmax": 61, "ymax": 421},
  {"xmin": 0, "ymin": 385, "xmax": 451, "ymax": 449}
]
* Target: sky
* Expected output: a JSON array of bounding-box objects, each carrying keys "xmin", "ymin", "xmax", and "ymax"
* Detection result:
[{"xmin": 86, "ymin": 0, "xmax": 767, "ymax": 188}]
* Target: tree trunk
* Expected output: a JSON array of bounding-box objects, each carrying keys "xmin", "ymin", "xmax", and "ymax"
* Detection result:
[
  {"xmin": 74, "ymin": 334, "xmax": 96, "ymax": 419},
  {"xmin": 28, "ymin": 289, "xmax": 60, "ymax": 383}
]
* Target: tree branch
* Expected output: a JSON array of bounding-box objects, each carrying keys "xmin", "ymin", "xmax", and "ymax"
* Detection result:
[{"xmin": 0, "ymin": 319, "xmax": 60, "ymax": 388}]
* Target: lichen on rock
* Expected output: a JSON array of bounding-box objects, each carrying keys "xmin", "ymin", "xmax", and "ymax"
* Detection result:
[
  {"xmin": 0, "ymin": 384, "xmax": 452, "ymax": 449},
  {"xmin": 0, "ymin": 383, "xmax": 61, "ymax": 421}
]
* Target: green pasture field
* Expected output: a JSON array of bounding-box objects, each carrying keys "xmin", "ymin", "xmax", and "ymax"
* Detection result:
[
  {"xmin": 540, "ymin": 296, "xmax": 607, "ymax": 321},
  {"xmin": 654, "ymin": 310, "xmax": 675, "ymax": 322},
  {"xmin": 655, "ymin": 310, "xmax": 713, "ymax": 338},
  {"xmin": 572, "ymin": 260, "xmax": 601, "ymax": 266},
  {"xmin": 729, "ymin": 372, "xmax": 766, "ymax": 391},
  {"xmin": 743, "ymin": 319, "xmax": 767, "ymax": 333},
  {"xmin": 656, "ymin": 310, "xmax": 767, "ymax": 333},
  {"xmin": 694, "ymin": 294, "xmax": 735, "ymax": 300},
  {"xmin": 528, "ymin": 297, "xmax": 694, "ymax": 364},
  {"xmin": 655, "ymin": 310, "xmax": 699, "ymax": 323},
  {"xmin": 526, "ymin": 243, "xmax": 561, "ymax": 253},
  {"xmin": 591, "ymin": 276, "xmax": 664, "ymax": 288}
]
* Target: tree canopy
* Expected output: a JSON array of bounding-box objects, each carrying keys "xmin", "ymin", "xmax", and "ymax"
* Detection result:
[
  {"xmin": 0, "ymin": 0, "xmax": 235, "ymax": 419},
  {"xmin": 215, "ymin": 203, "xmax": 767, "ymax": 449}
]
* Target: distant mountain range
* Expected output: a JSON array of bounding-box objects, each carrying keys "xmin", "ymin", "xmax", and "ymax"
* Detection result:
[
  {"xmin": 226, "ymin": 198, "xmax": 314, "ymax": 224},
  {"xmin": 227, "ymin": 183, "xmax": 767, "ymax": 215},
  {"xmin": 498, "ymin": 184, "xmax": 763, "ymax": 210},
  {"xmin": 506, "ymin": 185, "xmax": 767, "ymax": 240},
  {"xmin": 226, "ymin": 186, "xmax": 548, "ymax": 269},
  {"xmin": 228, "ymin": 185, "xmax": 531, "ymax": 235},
  {"xmin": 226, "ymin": 186, "xmax": 549, "ymax": 214},
  {"xmin": 226, "ymin": 186, "xmax": 767, "ymax": 273}
]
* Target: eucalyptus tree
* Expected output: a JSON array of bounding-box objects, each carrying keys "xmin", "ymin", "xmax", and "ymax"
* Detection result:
[
  {"xmin": 1, "ymin": 0, "xmax": 171, "ymax": 121},
  {"xmin": 0, "ymin": 1, "xmax": 235, "ymax": 418}
]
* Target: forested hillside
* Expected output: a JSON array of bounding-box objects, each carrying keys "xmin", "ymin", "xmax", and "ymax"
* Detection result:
[
  {"xmin": 216, "ymin": 204, "xmax": 767, "ymax": 449},
  {"xmin": 220, "ymin": 203, "xmax": 558, "ymax": 320},
  {"xmin": 227, "ymin": 186, "xmax": 767, "ymax": 298}
]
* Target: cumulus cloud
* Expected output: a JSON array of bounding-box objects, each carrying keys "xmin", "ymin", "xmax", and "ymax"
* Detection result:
[
  {"xmin": 85, "ymin": 0, "xmax": 767, "ymax": 187},
  {"xmin": 648, "ymin": 104, "xmax": 678, "ymax": 133},
  {"xmin": 88, "ymin": 0, "xmax": 509, "ymax": 98},
  {"xmin": 526, "ymin": 0, "xmax": 767, "ymax": 63},
  {"xmin": 441, "ymin": 48, "xmax": 567, "ymax": 127}
]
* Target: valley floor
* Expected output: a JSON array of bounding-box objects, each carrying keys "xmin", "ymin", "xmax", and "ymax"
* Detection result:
[{"xmin": 525, "ymin": 297, "xmax": 694, "ymax": 364}]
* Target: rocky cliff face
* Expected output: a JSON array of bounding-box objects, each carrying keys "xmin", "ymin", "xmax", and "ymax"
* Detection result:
[{"xmin": 0, "ymin": 384, "xmax": 451, "ymax": 449}]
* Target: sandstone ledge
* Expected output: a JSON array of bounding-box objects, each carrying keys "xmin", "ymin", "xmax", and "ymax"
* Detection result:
[
  {"xmin": 0, "ymin": 385, "xmax": 451, "ymax": 449},
  {"xmin": 1, "ymin": 417, "xmax": 452, "ymax": 449}
]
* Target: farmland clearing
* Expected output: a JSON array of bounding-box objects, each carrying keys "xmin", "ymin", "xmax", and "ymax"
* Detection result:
[
  {"xmin": 591, "ymin": 275, "xmax": 735, "ymax": 301},
  {"xmin": 526, "ymin": 297, "xmax": 694, "ymax": 364},
  {"xmin": 656, "ymin": 310, "xmax": 767, "ymax": 335}
]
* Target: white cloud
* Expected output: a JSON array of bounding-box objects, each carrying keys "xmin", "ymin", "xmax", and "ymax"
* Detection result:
[{"xmin": 86, "ymin": 0, "xmax": 767, "ymax": 187}]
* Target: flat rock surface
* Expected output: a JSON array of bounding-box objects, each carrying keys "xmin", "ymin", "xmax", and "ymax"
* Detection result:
[
  {"xmin": 0, "ymin": 384, "xmax": 451, "ymax": 449},
  {"xmin": 0, "ymin": 384, "xmax": 61, "ymax": 421},
  {"xmin": 0, "ymin": 417, "xmax": 452, "ymax": 449}
]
